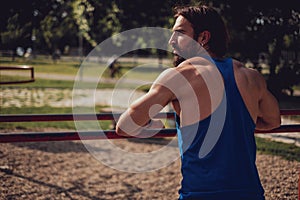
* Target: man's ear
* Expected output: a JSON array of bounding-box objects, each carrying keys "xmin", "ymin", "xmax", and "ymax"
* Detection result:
[{"xmin": 197, "ymin": 31, "xmax": 211, "ymax": 46}]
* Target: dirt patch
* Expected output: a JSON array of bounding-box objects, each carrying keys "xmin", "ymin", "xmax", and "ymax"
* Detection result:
[{"xmin": 0, "ymin": 130, "xmax": 299, "ymax": 200}]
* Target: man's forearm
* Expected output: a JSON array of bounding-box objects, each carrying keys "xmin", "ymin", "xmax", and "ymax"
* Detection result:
[{"xmin": 116, "ymin": 109, "xmax": 148, "ymax": 136}]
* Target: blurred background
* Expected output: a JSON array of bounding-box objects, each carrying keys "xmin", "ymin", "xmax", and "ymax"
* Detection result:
[
  {"xmin": 0, "ymin": 1, "xmax": 299, "ymax": 199},
  {"xmin": 0, "ymin": 0, "xmax": 299, "ymax": 129},
  {"xmin": 0, "ymin": 0, "xmax": 299, "ymax": 97}
]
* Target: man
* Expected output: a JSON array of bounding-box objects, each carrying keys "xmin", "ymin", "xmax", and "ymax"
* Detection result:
[{"xmin": 116, "ymin": 5, "xmax": 281, "ymax": 200}]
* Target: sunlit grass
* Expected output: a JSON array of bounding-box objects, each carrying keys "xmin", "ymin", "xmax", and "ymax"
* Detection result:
[
  {"xmin": 0, "ymin": 77, "xmax": 115, "ymax": 89},
  {"xmin": 0, "ymin": 56, "xmax": 170, "ymax": 81},
  {"xmin": 0, "ymin": 56, "xmax": 80, "ymax": 74},
  {"xmin": 256, "ymin": 136, "xmax": 300, "ymax": 162}
]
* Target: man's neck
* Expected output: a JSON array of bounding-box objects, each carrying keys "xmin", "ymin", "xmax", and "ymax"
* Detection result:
[{"xmin": 208, "ymin": 51, "xmax": 224, "ymax": 60}]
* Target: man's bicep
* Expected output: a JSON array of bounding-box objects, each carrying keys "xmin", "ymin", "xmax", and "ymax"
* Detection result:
[
  {"xmin": 257, "ymin": 85, "xmax": 281, "ymax": 130},
  {"xmin": 131, "ymin": 84, "xmax": 174, "ymax": 117},
  {"xmin": 131, "ymin": 68, "xmax": 178, "ymax": 112},
  {"xmin": 115, "ymin": 86, "xmax": 173, "ymax": 135},
  {"xmin": 117, "ymin": 69, "xmax": 177, "ymax": 133},
  {"xmin": 259, "ymin": 90, "xmax": 279, "ymax": 116}
]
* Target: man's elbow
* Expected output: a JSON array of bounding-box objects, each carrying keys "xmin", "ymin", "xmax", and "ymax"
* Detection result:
[
  {"xmin": 256, "ymin": 117, "xmax": 281, "ymax": 131},
  {"xmin": 267, "ymin": 118, "xmax": 281, "ymax": 130},
  {"xmin": 115, "ymin": 125, "xmax": 128, "ymax": 137},
  {"xmin": 275, "ymin": 117, "xmax": 281, "ymax": 128}
]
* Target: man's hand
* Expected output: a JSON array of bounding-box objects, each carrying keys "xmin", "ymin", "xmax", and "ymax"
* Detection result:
[
  {"xmin": 116, "ymin": 119, "xmax": 165, "ymax": 137},
  {"xmin": 145, "ymin": 119, "xmax": 165, "ymax": 129}
]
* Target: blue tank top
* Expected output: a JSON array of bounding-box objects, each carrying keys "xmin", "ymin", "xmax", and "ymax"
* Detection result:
[{"xmin": 176, "ymin": 58, "xmax": 265, "ymax": 200}]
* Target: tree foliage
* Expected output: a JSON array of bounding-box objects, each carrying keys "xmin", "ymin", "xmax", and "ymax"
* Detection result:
[{"xmin": 0, "ymin": 0, "xmax": 299, "ymax": 95}]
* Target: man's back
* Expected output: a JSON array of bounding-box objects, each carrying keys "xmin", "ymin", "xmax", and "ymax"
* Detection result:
[
  {"xmin": 171, "ymin": 57, "xmax": 280, "ymax": 131},
  {"xmin": 232, "ymin": 59, "xmax": 280, "ymax": 130}
]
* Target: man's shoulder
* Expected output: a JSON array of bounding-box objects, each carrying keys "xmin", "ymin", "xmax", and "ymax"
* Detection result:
[
  {"xmin": 233, "ymin": 59, "xmax": 266, "ymax": 89},
  {"xmin": 233, "ymin": 59, "xmax": 263, "ymax": 78},
  {"xmin": 157, "ymin": 56, "xmax": 228, "ymax": 84},
  {"xmin": 176, "ymin": 56, "xmax": 215, "ymax": 73},
  {"xmin": 178, "ymin": 56, "xmax": 213, "ymax": 67}
]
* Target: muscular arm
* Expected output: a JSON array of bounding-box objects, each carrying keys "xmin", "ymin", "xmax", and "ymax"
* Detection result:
[
  {"xmin": 116, "ymin": 69, "xmax": 175, "ymax": 136},
  {"xmin": 255, "ymin": 76, "xmax": 281, "ymax": 131}
]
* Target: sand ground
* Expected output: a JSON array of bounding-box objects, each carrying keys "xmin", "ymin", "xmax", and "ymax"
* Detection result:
[{"xmin": 0, "ymin": 131, "xmax": 299, "ymax": 200}]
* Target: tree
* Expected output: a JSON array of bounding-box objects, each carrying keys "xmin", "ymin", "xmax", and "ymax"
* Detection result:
[
  {"xmin": 1, "ymin": 0, "xmax": 299, "ymax": 85},
  {"xmin": 39, "ymin": 0, "xmax": 96, "ymax": 55},
  {"xmin": 206, "ymin": 0, "xmax": 300, "ymax": 97},
  {"xmin": 0, "ymin": 0, "xmax": 36, "ymax": 59},
  {"xmin": 1, "ymin": 14, "xmax": 32, "ymax": 60}
]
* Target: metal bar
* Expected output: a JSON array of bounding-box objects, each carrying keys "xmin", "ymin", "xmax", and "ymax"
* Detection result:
[
  {"xmin": 0, "ymin": 112, "xmax": 175, "ymax": 122},
  {"xmin": 280, "ymin": 109, "xmax": 300, "ymax": 116},
  {"xmin": 31, "ymin": 67, "xmax": 34, "ymax": 80},
  {"xmin": 0, "ymin": 129, "xmax": 177, "ymax": 143},
  {"xmin": 0, "ymin": 125, "xmax": 299, "ymax": 143},
  {"xmin": 255, "ymin": 124, "xmax": 300, "ymax": 133},
  {"xmin": 0, "ymin": 113, "xmax": 118, "ymax": 122},
  {"xmin": 0, "ymin": 66, "xmax": 33, "ymax": 70},
  {"xmin": 1, "ymin": 109, "xmax": 300, "ymax": 122},
  {"xmin": 0, "ymin": 110, "xmax": 299, "ymax": 143},
  {"xmin": 0, "ymin": 65, "xmax": 35, "ymax": 84}
]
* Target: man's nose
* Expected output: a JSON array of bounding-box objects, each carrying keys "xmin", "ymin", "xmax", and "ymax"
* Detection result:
[{"xmin": 168, "ymin": 32, "xmax": 176, "ymax": 46}]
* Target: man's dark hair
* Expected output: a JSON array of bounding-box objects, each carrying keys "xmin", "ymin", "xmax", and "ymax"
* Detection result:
[{"xmin": 174, "ymin": 5, "xmax": 230, "ymax": 58}]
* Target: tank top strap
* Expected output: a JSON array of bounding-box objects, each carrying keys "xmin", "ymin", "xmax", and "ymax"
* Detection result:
[
  {"xmin": 213, "ymin": 57, "xmax": 255, "ymax": 126},
  {"xmin": 212, "ymin": 58, "xmax": 235, "ymax": 89}
]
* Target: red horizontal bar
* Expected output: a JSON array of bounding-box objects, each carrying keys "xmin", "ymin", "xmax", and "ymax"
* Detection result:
[
  {"xmin": 0, "ymin": 110, "xmax": 299, "ymax": 143},
  {"xmin": 1, "ymin": 110, "xmax": 299, "ymax": 123},
  {"xmin": 0, "ymin": 112, "xmax": 175, "ymax": 122},
  {"xmin": 0, "ymin": 125, "xmax": 299, "ymax": 143},
  {"xmin": 0, "ymin": 113, "xmax": 119, "ymax": 122},
  {"xmin": 0, "ymin": 129, "xmax": 177, "ymax": 143},
  {"xmin": 280, "ymin": 109, "xmax": 300, "ymax": 116},
  {"xmin": 255, "ymin": 124, "xmax": 300, "ymax": 133}
]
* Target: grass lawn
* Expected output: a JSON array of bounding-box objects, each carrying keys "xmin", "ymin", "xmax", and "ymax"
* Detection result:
[
  {"xmin": 0, "ymin": 56, "xmax": 80, "ymax": 74},
  {"xmin": 256, "ymin": 136, "xmax": 300, "ymax": 162},
  {"xmin": 1, "ymin": 76, "xmax": 116, "ymax": 89},
  {"xmin": 0, "ymin": 56, "xmax": 166, "ymax": 82}
]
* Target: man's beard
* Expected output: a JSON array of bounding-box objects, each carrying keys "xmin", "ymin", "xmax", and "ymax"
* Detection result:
[
  {"xmin": 172, "ymin": 37, "xmax": 204, "ymax": 67},
  {"xmin": 173, "ymin": 54, "xmax": 186, "ymax": 67}
]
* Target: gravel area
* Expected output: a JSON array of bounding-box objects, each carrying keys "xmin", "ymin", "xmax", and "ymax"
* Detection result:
[{"xmin": 0, "ymin": 130, "xmax": 299, "ymax": 200}]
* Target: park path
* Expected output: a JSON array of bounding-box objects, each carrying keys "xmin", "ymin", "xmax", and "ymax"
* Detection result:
[{"xmin": 1, "ymin": 70, "xmax": 151, "ymax": 85}]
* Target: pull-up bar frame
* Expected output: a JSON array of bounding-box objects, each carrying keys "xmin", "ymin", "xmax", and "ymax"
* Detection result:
[{"xmin": 0, "ymin": 109, "xmax": 299, "ymax": 143}]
